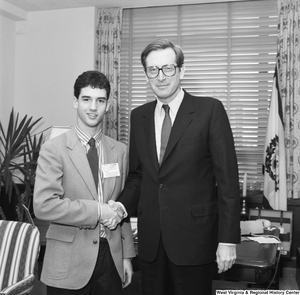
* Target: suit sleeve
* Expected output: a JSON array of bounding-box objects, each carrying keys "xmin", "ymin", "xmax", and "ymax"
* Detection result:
[
  {"xmin": 209, "ymin": 99, "xmax": 241, "ymax": 244},
  {"xmin": 119, "ymin": 143, "xmax": 136, "ymax": 258}
]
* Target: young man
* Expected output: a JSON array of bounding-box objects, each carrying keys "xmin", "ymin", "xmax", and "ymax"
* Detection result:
[
  {"xmin": 33, "ymin": 70, "xmax": 135, "ymax": 295},
  {"xmin": 111, "ymin": 39, "xmax": 241, "ymax": 294}
]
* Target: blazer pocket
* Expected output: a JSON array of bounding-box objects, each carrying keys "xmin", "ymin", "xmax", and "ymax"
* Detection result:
[
  {"xmin": 191, "ymin": 202, "xmax": 218, "ymax": 217},
  {"xmin": 46, "ymin": 225, "xmax": 76, "ymax": 242},
  {"xmin": 43, "ymin": 225, "xmax": 76, "ymax": 279},
  {"xmin": 181, "ymin": 136, "xmax": 203, "ymax": 145}
]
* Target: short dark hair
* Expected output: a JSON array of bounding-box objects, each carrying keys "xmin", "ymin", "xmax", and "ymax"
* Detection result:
[
  {"xmin": 74, "ymin": 71, "xmax": 111, "ymax": 99},
  {"xmin": 141, "ymin": 39, "xmax": 184, "ymax": 70}
]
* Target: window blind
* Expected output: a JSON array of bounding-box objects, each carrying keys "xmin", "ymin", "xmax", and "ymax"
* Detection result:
[{"xmin": 120, "ymin": 0, "xmax": 278, "ymax": 187}]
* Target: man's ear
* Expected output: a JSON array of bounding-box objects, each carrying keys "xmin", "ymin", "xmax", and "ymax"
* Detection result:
[
  {"xmin": 73, "ymin": 97, "xmax": 78, "ymax": 109},
  {"xmin": 179, "ymin": 64, "xmax": 186, "ymax": 79},
  {"xmin": 106, "ymin": 99, "xmax": 111, "ymax": 113},
  {"xmin": 144, "ymin": 71, "xmax": 149, "ymax": 82}
]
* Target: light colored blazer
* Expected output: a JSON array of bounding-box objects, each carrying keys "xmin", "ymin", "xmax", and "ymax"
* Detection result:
[{"xmin": 33, "ymin": 128, "xmax": 135, "ymax": 290}]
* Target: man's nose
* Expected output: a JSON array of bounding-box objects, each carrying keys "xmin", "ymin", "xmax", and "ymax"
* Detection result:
[
  {"xmin": 90, "ymin": 100, "xmax": 97, "ymax": 109},
  {"xmin": 158, "ymin": 69, "xmax": 166, "ymax": 81}
]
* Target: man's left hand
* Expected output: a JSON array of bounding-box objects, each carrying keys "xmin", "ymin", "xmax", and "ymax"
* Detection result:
[
  {"xmin": 216, "ymin": 243, "xmax": 236, "ymax": 274},
  {"xmin": 122, "ymin": 258, "xmax": 133, "ymax": 288}
]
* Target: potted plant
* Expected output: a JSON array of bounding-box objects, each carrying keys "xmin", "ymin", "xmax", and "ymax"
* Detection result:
[{"xmin": 0, "ymin": 108, "xmax": 43, "ymax": 221}]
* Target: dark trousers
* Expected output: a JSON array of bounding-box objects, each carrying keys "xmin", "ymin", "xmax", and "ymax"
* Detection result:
[
  {"xmin": 139, "ymin": 237, "xmax": 214, "ymax": 295},
  {"xmin": 47, "ymin": 239, "xmax": 122, "ymax": 295}
]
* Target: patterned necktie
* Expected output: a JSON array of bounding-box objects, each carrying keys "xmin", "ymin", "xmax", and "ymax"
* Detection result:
[
  {"xmin": 87, "ymin": 138, "xmax": 99, "ymax": 190},
  {"xmin": 160, "ymin": 104, "xmax": 172, "ymax": 164}
]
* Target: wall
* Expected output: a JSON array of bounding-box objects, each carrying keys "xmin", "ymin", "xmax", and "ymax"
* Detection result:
[
  {"xmin": 0, "ymin": 14, "xmax": 15, "ymax": 129},
  {"xmin": 14, "ymin": 7, "xmax": 96, "ymax": 138}
]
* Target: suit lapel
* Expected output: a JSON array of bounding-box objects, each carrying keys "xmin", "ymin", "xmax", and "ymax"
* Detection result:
[
  {"xmin": 102, "ymin": 136, "xmax": 117, "ymax": 202},
  {"xmin": 143, "ymin": 101, "xmax": 160, "ymax": 171},
  {"xmin": 161, "ymin": 93, "xmax": 195, "ymax": 165},
  {"xmin": 66, "ymin": 129, "xmax": 98, "ymax": 200}
]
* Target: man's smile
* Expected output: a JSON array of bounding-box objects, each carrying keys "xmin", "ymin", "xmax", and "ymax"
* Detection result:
[{"xmin": 87, "ymin": 113, "xmax": 98, "ymax": 118}]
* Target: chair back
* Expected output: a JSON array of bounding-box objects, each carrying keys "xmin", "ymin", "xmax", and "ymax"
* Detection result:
[{"xmin": 0, "ymin": 220, "xmax": 40, "ymax": 291}]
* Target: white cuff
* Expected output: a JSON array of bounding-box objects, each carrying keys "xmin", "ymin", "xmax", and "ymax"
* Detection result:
[{"xmin": 219, "ymin": 243, "xmax": 236, "ymax": 246}]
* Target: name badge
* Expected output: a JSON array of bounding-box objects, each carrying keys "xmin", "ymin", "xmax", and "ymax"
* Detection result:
[{"xmin": 102, "ymin": 163, "xmax": 120, "ymax": 178}]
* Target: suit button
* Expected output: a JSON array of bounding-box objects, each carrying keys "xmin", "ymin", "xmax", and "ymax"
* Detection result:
[
  {"xmin": 93, "ymin": 240, "xmax": 98, "ymax": 244},
  {"xmin": 159, "ymin": 184, "xmax": 164, "ymax": 189}
]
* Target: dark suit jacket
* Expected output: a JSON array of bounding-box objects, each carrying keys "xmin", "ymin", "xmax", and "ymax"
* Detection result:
[{"xmin": 118, "ymin": 90, "xmax": 240, "ymax": 266}]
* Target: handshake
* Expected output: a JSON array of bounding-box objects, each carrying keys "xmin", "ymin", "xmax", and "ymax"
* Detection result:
[{"xmin": 100, "ymin": 200, "xmax": 127, "ymax": 230}]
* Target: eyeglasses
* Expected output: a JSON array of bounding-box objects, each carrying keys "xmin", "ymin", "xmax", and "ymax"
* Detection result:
[{"xmin": 145, "ymin": 64, "xmax": 178, "ymax": 79}]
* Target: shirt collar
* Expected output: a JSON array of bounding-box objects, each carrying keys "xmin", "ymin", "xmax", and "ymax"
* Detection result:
[
  {"xmin": 156, "ymin": 88, "xmax": 185, "ymax": 115},
  {"xmin": 74, "ymin": 125, "xmax": 102, "ymax": 145}
]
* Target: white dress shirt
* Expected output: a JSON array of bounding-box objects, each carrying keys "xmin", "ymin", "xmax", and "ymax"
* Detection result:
[{"xmin": 154, "ymin": 88, "xmax": 185, "ymax": 161}]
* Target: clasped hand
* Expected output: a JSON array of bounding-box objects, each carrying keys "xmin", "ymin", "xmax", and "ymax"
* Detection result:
[{"xmin": 100, "ymin": 200, "xmax": 125, "ymax": 230}]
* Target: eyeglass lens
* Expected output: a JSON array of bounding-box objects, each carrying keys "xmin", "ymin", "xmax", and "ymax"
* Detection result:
[{"xmin": 146, "ymin": 64, "xmax": 177, "ymax": 78}]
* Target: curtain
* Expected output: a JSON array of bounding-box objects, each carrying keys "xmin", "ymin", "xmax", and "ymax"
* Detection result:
[
  {"xmin": 95, "ymin": 8, "xmax": 123, "ymax": 140},
  {"xmin": 278, "ymin": 0, "xmax": 300, "ymax": 199}
]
